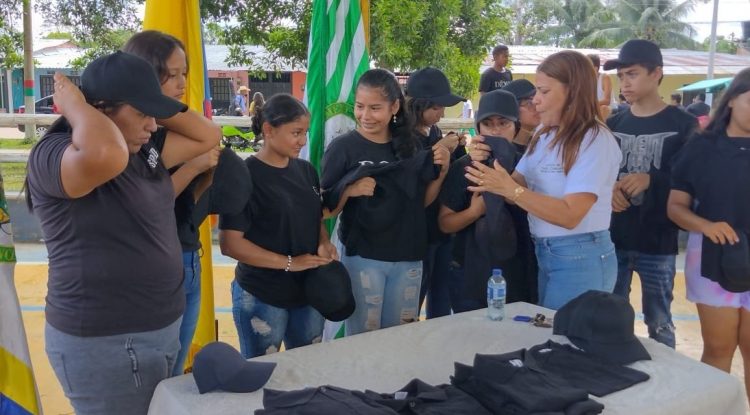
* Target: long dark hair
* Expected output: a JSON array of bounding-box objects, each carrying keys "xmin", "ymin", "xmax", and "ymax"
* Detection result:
[
  {"xmin": 705, "ymin": 68, "xmax": 750, "ymax": 135},
  {"xmin": 121, "ymin": 30, "xmax": 187, "ymax": 83},
  {"xmin": 252, "ymin": 92, "xmax": 265, "ymax": 109},
  {"xmin": 527, "ymin": 50, "xmax": 604, "ymax": 175},
  {"xmin": 356, "ymin": 69, "xmax": 418, "ymax": 160},
  {"xmin": 405, "ymin": 96, "xmax": 438, "ymax": 135},
  {"xmin": 250, "ymin": 93, "xmax": 309, "ymax": 139},
  {"xmin": 25, "ymin": 100, "xmax": 125, "ymax": 211}
]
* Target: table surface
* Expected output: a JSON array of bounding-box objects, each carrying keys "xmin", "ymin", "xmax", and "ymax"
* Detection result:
[{"xmin": 149, "ymin": 302, "xmax": 746, "ymax": 415}]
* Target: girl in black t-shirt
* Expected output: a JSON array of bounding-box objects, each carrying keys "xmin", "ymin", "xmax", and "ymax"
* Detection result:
[
  {"xmin": 123, "ymin": 29, "xmax": 221, "ymax": 376},
  {"xmin": 321, "ymin": 69, "xmax": 450, "ymax": 335},
  {"xmin": 405, "ymin": 67, "xmax": 466, "ymax": 319},
  {"xmin": 668, "ymin": 69, "xmax": 750, "ymax": 402},
  {"xmin": 219, "ymin": 94, "xmax": 337, "ymax": 358}
]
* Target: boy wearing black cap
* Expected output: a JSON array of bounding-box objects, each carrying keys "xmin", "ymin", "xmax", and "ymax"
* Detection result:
[
  {"xmin": 439, "ymin": 90, "xmax": 535, "ymax": 309},
  {"xmin": 605, "ymin": 39, "xmax": 698, "ymax": 348},
  {"xmin": 479, "ymin": 45, "xmax": 513, "ymax": 95}
]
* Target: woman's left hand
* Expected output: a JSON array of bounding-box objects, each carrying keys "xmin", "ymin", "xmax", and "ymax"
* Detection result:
[
  {"xmin": 432, "ymin": 144, "xmax": 450, "ymax": 174},
  {"xmin": 317, "ymin": 241, "xmax": 339, "ymax": 261},
  {"xmin": 465, "ymin": 160, "xmax": 517, "ymax": 198}
]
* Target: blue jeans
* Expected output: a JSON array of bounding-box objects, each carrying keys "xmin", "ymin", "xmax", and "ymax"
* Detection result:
[
  {"xmin": 342, "ymin": 255, "xmax": 423, "ymax": 335},
  {"xmin": 614, "ymin": 250, "xmax": 676, "ymax": 348},
  {"xmin": 46, "ymin": 318, "xmax": 181, "ymax": 415},
  {"xmin": 173, "ymin": 250, "xmax": 201, "ymax": 376},
  {"xmin": 448, "ymin": 262, "xmax": 486, "ymax": 313},
  {"xmin": 420, "ymin": 240, "xmax": 454, "ymax": 319},
  {"xmin": 231, "ymin": 280, "xmax": 324, "ymax": 359},
  {"xmin": 534, "ymin": 230, "xmax": 617, "ymax": 310}
]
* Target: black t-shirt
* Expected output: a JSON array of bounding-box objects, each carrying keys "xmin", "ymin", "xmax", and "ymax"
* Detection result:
[
  {"xmin": 440, "ymin": 142, "xmax": 527, "ymax": 265},
  {"xmin": 417, "ymin": 125, "xmax": 466, "ymax": 245},
  {"xmin": 321, "ymin": 130, "xmax": 430, "ymax": 262},
  {"xmin": 219, "ymin": 157, "xmax": 322, "ymax": 308},
  {"xmin": 479, "ymin": 67, "xmax": 513, "ymax": 93},
  {"xmin": 155, "ymin": 128, "xmax": 206, "ymax": 253},
  {"xmin": 440, "ymin": 155, "xmax": 475, "ymax": 265},
  {"xmin": 671, "ymin": 132, "xmax": 750, "ymax": 287},
  {"xmin": 27, "ymin": 126, "xmax": 184, "ymax": 337},
  {"xmin": 607, "ymin": 106, "xmax": 698, "ymax": 255}
]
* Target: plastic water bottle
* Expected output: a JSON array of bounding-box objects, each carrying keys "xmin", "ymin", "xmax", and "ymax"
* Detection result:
[{"xmin": 487, "ymin": 268, "xmax": 506, "ymax": 321}]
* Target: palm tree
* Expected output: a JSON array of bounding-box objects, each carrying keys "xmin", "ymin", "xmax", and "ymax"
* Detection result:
[
  {"xmin": 581, "ymin": 0, "xmax": 698, "ymax": 49},
  {"xmin": 538, "ymin": 0, "xmax": 613, "ymax": 47}
]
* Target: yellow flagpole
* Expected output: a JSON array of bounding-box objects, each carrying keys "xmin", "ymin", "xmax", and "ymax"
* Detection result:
[{"xmin": 360, "ymin": 0, "xmax": 370, "ymax": 49}]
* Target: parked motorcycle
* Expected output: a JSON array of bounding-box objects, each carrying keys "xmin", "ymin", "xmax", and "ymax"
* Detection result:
[{"xmin": 221, "ymin": 125, "xmax": 262, "ymax": 152}]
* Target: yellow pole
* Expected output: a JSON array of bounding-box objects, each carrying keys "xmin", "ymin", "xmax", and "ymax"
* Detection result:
[{"xmin": 360, "ymin": 0, "xmax": 370, "ymax": 50}]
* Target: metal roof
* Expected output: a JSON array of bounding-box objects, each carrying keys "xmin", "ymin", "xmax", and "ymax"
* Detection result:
[{"xmin": 486, "ymin": 45, "xmax": 750, "ymax": 76}]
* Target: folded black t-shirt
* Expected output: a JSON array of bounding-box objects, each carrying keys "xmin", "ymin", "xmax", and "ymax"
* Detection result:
[
  {"xmin": 452, "ymin": 350, "xmax": 604, "ymax": 415},
  {"xmin": 358, "ymin": 379, "xmax": 491, "ymax": 415},
  {"xmin": 528, "ymin": 341, "xmax": 650, "ymax": 397}
]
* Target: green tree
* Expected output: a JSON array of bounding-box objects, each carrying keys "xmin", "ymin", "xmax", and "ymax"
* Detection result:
[
  {"xmin": 68, "ymin": 29, "xmax": 136, "ymax": 69},
  {"xmin": 583, "ymin": 0, "xmax": 698, "ymax": 48},
  {"xmin": 200, "ymin": 0, "xmax": 312, "ymax": 70},
  {"xmin": 539, "ymin": 0, "xmax": 615, "ymax": 47},
  {"xmin": 0, "ymin": 0, "xmax": 24, "ymax": 69},
  {"xmin": 703, "ymin": 35, "xmax": 738, "ymax": 55},
  {"xmin": 45, "ymin": 31, "xmax": 74, "ymax": 40},
  {"xmin": 26, "ymin": 0, "xmax": 511, "ymax": 95},
  {"xmin": 36, "ymin": 0, "xmax": 143, "ymax": 67},
  {"xmin": 202, "ymin": 0, "xmax": 512, "ymax": 97},
  {"xmin": 507, "ymin": 0, "xmax": 558, "ymax": 45}
]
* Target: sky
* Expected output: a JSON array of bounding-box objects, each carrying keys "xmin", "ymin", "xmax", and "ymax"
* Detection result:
[
  {"xmin": 684, "ymin": 0, "xmax": 750, "ymax": 42},
  {"xmin": 20, "ymin": 1, "xmax": 750, "ymax": 45}
]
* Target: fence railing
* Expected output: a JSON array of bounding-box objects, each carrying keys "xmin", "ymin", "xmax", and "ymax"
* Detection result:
[
  {"xmin": 0, "ymin": 114, "xmax": 474, "ymax": 163},
  {"xmin": 0, "ymin": 114, "xmax": 254, "ymax": 128}
]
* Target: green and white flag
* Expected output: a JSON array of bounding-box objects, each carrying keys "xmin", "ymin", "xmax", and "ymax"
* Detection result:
[
  {"xmin": 303, "ymin": 0, "xmax": 369, "ymax": 341},
  {"xmin": 303, "ymin": 0, "xmax": 369, "ymax": 171}
]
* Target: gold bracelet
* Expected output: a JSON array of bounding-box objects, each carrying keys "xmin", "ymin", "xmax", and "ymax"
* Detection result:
[{"xmin": 511, "ymin": 186, "xmax": 526, "ymax": 203}]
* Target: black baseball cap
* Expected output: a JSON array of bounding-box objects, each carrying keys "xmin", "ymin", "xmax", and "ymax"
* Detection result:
[
  {"xmin": 475, "ymin": 89, "xmax": 518, "ymax": 131},
  {"xmin": 603, "ymin": 39, "xmax": 663, "ymax": 71},
  {"xmin": 502, "ymin": 79, "xmax": 536, "ymax": 101},
  {"xmin": 81, "ymin": 51, "xmax": 188, "ymax": 119},
  {"xmin": 406, "ymin": 67, "xmax": 466, "ymax": 107},
  {"xmin": 305, "ymin": 261, "xmax": 355, "ymax": 322},
  {"xmin": 553, "ymin": 290, "xmax": 651, "ymax": 365},
  {"xmin": 192, "ymin": 342, "xmax": 276, "ymax": 394}
]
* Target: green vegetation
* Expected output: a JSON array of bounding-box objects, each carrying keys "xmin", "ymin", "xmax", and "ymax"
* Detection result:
[{"xmin": 0, "ymin": 162, "xmax": 27, "ymax": 192}]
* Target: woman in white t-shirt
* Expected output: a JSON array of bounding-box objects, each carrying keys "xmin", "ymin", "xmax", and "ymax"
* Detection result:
[{"xmin": 466, "ymin": 50, "xmax": 622, "ymax": 310}]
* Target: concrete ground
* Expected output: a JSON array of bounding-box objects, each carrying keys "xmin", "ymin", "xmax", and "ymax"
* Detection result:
[
  {"xmin": 13, "ymin": 246, "xmax": 749, "ymax": 414},
  {"xmin": 0, "ymin": 127, "xmax": 25, "ymax": 139}
]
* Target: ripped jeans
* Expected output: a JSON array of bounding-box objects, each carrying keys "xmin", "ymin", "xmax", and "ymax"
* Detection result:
[
  {"xmin": 231, "ymin": 280, "xmax": 324, "ymax": 359},
  {"xmin": 45, "ymin": 318, "xmax": 181, "ymax": 415},
  {"xmin": 342, "ymin": 255, "xmax": 423, "ymax": 336}
]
